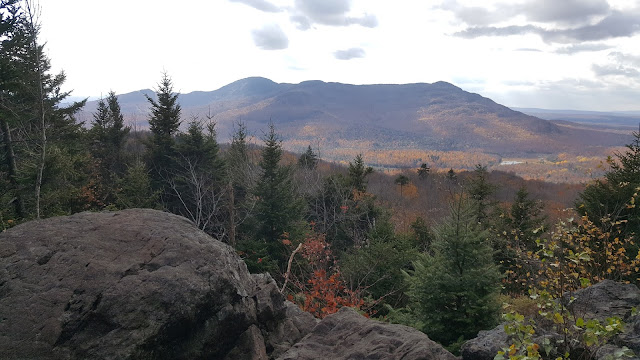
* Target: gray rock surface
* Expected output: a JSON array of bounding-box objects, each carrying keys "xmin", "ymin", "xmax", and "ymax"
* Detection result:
[
  {"xmin": 0, "ymin": 209, "xmax": 458, "ymax": 359},
  {"xmin": 277, "ymin": 307, "xmax": 458, "ymax": 360},
  {"xmin": 266, "ymin": 301, "xmax": 319, "ymax": 358},
  {"xmin": 461, "ymin": 280, "xmax": 640, "ymax": 360},
  {"xmin": 460, "ymin": 327, "xmax": 509, "ymax": 360},
  {"xmin": 0, "ymin": 209, "xmax": 306, "ymax": 359}
]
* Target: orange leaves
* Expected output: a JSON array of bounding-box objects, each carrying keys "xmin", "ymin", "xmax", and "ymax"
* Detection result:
[
  {"xmin": 285, "ymin": 232, "xmax": 366, "ymax": 319},
  {"xmin": 301, "ymin": 269, "xmax": 364, "ymax": 318}
]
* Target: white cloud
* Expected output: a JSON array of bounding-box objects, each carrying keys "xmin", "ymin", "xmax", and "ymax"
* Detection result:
[
  {"xmin": 252, "ymin": 24, "xmax": 289, "ymax": 50},
  {"xmin": 334, "ymin": 47, "xmax": 365, "ymax": 60}
]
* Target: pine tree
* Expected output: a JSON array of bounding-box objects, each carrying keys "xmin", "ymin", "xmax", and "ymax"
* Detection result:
[
  {"xmin": 253, "ymin": 123, "xmax": 304, "ymax": 270},
  {"xmin": 226, "ymin": 121, "xmax": 257, "ymax": 247},
  {"xmin": 467, "ymin": 164, "xmax": 497, "ymax": 226},
  {"xmin": 170, "ymin": 118, "xmax": 226, "ymax": 235},
  {"xmin": 494, "ymin": 186, "xmax": 547, "ymax": 294},
  {"xmin": 298, "ymin": 145, "xmax": 318, "ymax": 169},
  {"xmin": 509, "ymin": 186, "xmax": 546, "ymax": 250},
  {"xmin": 577, "ymin": 131, "xmax": 640, "ymax": 241},
  {"xmin": 115, "ymin": 161, "xmax": 159, "ymax": 209},
  {"xmin": 446, "ymin": 168, "xmax": 457, "ymax": 182},
  {"xmin": 417, "ymin": 163, "xmax": 430, "ymax": 179},
  {"xmin": 88, "ymin": 91, "xmax": 130, "ymax": 207},
  {"xmin": 410, "ymin": 216, "xmax": 435, "ymax": 253},
  {"xmin": 105, "ymin": 91, "xmax": 128, "ymax": 169},
  {"xmin": 145, "ymin": 73, "xmax": 181, "ymax": 177},
  {"xmin": 395, "ymin": 174, "xmax": 410, "ymax": 196},
  {"xmin": 405, "ymin": 197, "xmax": 501, "ymax": 351},
  {"xmin": 0, "ymin": 0, "xmax": 86, "ymax": 219},
  {"xmin": 1, "ymin": 0, "xmax": 28, "ymax": 219},
  {"xmin": 348, "ymin": 154, "xmax": 373, "ymax": 192},
  {"xmin": 144, "ymin": 73, "xmax": 181, "ymax": 206}
]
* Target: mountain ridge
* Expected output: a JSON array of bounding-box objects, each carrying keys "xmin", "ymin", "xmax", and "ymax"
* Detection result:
[{"xmin": 80, "ymin": 77, "xmax": 631, "ymax": 157}]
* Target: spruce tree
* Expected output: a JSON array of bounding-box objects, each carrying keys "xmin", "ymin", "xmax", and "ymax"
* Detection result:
[
  {"xmin": 467, "ymin": 164, "xmax": 497, "ymax": 226},
  {"xmin": 348, "ymin": 154, "xmax": 373, "ymax": 192},
  {"xmin": 495, "ymin": 186, "xmax": 546, "ymax": 294},
  {"xmin": 417, "ymin": 163, "xmax": 430, "ymax": 179},
  {"xmin": 226, "ymin": 121, "xmax": 257, "ymax": 247},
  {"xmin": 395, "ymin": 174, "xmax": 410, "ymax": 196},
  {"xmin": 509, "ymin": 186, "xmax": 546, "ymax": 250},
  {"xmin": 115, "ymin": 161, "xmax": 159, "ymax": 209},
  {"xmin": 106, "ymin": 91, "xmax": 129, "ymax": 168},
  {"xmin": 446, "ymin": 168, "xmax": 457, "ymax": 183},
  {"xmin": 253, "ymin": 123, "xmax": 304, "ymax": 270},
  {"xmin": 145, "ymin": 73, "xmax": 181, "ymax": 177},
  {"xmin": 298, "ymin": 145, "xmax": 318, "ymax": 169},
  {"xmin": 144, "ymin": 73, "xmax": 181, "ymax": 206},
  {"xmin": 577, "ymin": 131, "xmax": 640, "ymax": 242},
  {"xmin": 405, "ymin": 197, "xmax": 500, "ymax": 351},
  {"xmin": 89, "ymin": 91, "xmax": 130, "ymax": 207},
  {"xmin": 171, "ymin": 119, "xmax": 226, "ymax": 235},
  {"xmin": 0, "ymin": 0, "xmax": 86, "ymax": 219}
]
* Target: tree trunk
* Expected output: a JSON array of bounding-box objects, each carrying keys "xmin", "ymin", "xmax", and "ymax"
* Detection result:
[
  {"xmin": 0, "ymin": 116, "xmax": 25, "ymax": 218},
  {"xmin": 26, "ymin": 1, "xmax": 46, "ymax": 219}
]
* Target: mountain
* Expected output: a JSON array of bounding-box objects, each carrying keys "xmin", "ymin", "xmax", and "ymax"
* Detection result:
[{"xmin": 81, "ymin": 77, "xmax": 631, "ymax": 157}]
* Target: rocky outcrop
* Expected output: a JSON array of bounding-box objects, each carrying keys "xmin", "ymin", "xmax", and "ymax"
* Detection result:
[
  {"xmin": 0, "ymin": 209, "xmax": 314, "ymax": 359},
  {"xmin": 461, "ymin": 280, "xmax": 640, "ymax": 360},
  {"xmin": 460, "ymin": 327, "xmax": 509, "ymax": 360},
  {"xmin": 0, "ymin": 209, "xmax": 456, "ymax": 359},
  {"xmin": 277, "ymin": 307, "xmax": 458, "ymax": 360}
]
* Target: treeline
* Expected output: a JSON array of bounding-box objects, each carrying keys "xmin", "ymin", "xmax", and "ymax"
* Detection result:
[{"xmin": 3, "ymin": 2, "xmax": 640, "ymax": 357}]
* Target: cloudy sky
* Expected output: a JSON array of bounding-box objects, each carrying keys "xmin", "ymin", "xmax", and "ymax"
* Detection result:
[{"xmin": 39, "ymin": 0, "xmax": 640, "ymax": 111}]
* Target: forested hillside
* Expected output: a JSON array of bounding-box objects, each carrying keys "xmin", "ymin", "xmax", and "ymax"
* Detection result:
[
  {"xmin": 2, "ymin": 1, "xmax": 640, "ymax": 358},
  {"xmin": 78, "ymin": 78, "xmax": 633, "ymax": 183}
]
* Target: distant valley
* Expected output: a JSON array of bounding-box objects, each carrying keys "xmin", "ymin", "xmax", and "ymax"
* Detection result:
[{"xmin": 79, "ymin": 78, "xmax": 636, "ymax": 183}]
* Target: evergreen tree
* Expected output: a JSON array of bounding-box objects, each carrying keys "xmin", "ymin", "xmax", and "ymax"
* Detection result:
[
  {"xmin": 410, "ymin": 216, "xmax": 435, "ymax": 253},
  {"xmin": 171, "ymin": 119, "xmax": 226, "ymax": 235},
  {"xmin": 341, "ymin": 224, "xmax": 419, "ymax": 312},
  {"xmin": 395, "ymin": 174, "xmax": 410, "ymax": 196},
  {"xmin": 0, "ymin": 0, "xmax": 86, "ymax": 220},
  {"xmin": 115, "ymin": 161, "xmax": 159, "ymax": 209},
  {"xmin": 1, "ymin": 0, "xmax": 28, "ymax": 219},
  {"xmin": 298, "ymin": 145, "xmax": 318, "ymax": 169},
  {"xmin": 577, "ymin": 131, "xmax": 640, "ymax": 242},
  {"xmin": 144, "ymin": 73, "xmax": 181, "ymax": 206},
  {"xmin": 494, "ymin": 186, "xmax": 546, "ymax": 294},
  {"xmin": 417, "ymin": 163, "xmax": 430, "ymax": 179},
  {"xmin": 225, "ymin": 121, "xmax": 259, "ymax": 247},
  {"xmin": 105, "ymin": 91, "xmax": 128, "ymax": 168},
  {"xmin": 252, "ymin": 123, "xmax": 304, "ymax": 270},
  {"xmin": 348, "ymin": 154, "xmax": 373, "ymax": 192},
  {"xmin": 467, "ymin": 164, "xmax": 497, "ymax": 226},
  {"xmin": 88, "ymin": 91, "xmax": 130, "ymax": 207},
  {"xmin": 508, "ymin": 186, "xmax": 546, "ymax": 250},
  {"xmin": 145, "ymin": 73, "xmax": 181, "ymax": 180},
  {"xmin": 227, "ymin": 121, "xmax": 252, "ymax": 197},
  {"xmin": 405, "ymin": 197, "xmax": 501, "ymax": 351},
  {"xmin": 446, "ymin": 168, "xmax": 456, "ymax": 180}
]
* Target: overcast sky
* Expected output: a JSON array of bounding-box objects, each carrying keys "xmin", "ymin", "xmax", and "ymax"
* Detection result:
[{"xmin": 39, "ymin": 0, "xmax": 640, "ymax": 111}]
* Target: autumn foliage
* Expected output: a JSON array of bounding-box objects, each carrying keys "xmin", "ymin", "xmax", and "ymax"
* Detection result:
[
  {"xmin": 285, "ymin": 232, "xmax": 366, "ymax": 318},
  {"xmin": 503, "ymin": 212, "xmax": 640, "ymax": 297}
]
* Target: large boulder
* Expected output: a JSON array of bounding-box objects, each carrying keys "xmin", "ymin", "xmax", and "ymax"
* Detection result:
[
  {"xmin": 0, "ymin": 209, "xmax": 458, "ymax": 359},
  {"xmin": 0, "ymin": 209, "xmax": 313, "ymax": 359},
  {"xmin": 277, "ymin": 307, "xmax": 459, "ymax": 360},
  {"xmin": 461, "ymin": 280, "xmax": 640, "ymax": 360}
]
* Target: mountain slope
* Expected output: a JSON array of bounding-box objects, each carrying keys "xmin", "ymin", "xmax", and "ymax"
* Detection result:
[{"xmin": 81, "ymin": 77, "xmax": 630, "ymax": 156}]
